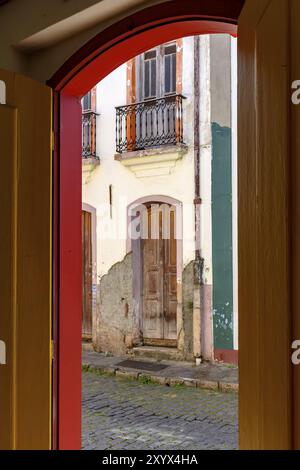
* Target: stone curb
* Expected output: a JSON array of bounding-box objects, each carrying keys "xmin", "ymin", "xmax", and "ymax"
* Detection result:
[{"xmin": 82, "ymin": 362, "xmax": 238, "ymax": 393}]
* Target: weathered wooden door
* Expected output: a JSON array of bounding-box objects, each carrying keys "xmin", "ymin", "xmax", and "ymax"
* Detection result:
[
  {"xmin": 142, "ymin": 205, "xmax": 177, "ymax": 344},
  {"xmin": 0, "ymin": 70, "xmax": 52, "ymax": 449},
  {"xmin": 163, "ymin": 209, "xmax": 177, "ymax": 340},
  {"xmin": 82, "ymin": 210, "xmax": 92, "ymax": 338}
]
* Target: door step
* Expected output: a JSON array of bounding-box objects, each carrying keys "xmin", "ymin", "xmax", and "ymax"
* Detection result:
[
  {"xmin": 132, "ymin": 345, "xmax": 182, "ymax": 362},
  {"xmin": 143, "ymin": 338, "xmax": 177, "ymax": 348}
]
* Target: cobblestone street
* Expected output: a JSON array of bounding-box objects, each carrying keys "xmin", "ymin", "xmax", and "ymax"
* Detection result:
[{"xmin": 82, "ymin": 370, "xmax": 238, "ymax": 450}]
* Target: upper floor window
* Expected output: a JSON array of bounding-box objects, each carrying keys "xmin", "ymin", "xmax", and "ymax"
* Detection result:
[
  {"xmin": 82, "ymin": 91, "xmax": 92, "ymax": 112},
  {"xmin": 144, "ymin": 49, "xmax": 157, "ymax": 99},
  {"xmin": 164, "ymin": 44, "xmax": 176, "ymax": 95},
  {"xmin": 141, "ymin": 42, "xmax": 177, "ymax": 101},
  {"xmin": 115, "ymin": 41, "xmax": 184, "ymax": 154},
  {"xmin": 81, "ymin": 89, "xmax": 98, "ymax": 160}
]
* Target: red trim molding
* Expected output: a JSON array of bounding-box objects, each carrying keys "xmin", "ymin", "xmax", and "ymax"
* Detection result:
[
  {"xmin": 58, "ymin": 94, "xmax": 82, "ymax": 450},
  {"xmin": 215, "ymin": 349, "xmax": 239, "ymax": 365}
]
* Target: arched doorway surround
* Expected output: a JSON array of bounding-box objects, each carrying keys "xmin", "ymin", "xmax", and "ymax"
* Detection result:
[
  {"xmin": 81, "ymin": 203, "xmax": 97, "ymax": 342},
  {"xmin": 127, "ymin": 195, "xmax": 184, "ymax": 351},
  {"xmin": 48, "ymin": 0, "xmax": 246, "ymax": 450}
]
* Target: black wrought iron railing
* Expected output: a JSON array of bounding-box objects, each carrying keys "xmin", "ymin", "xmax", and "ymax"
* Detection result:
[
  {"xmin": 82, "ymin": 110, "xmax": 98, "ymax": 159},
  {"xmin": 115, "ymin": 94, "xmax": 185, "ymax": 154}
]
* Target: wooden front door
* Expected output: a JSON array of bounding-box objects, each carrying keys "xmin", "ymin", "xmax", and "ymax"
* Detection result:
[
  {"xmin": 82, "ymin": 210, "xmax": 93, "ymax": 338},
  {"xmin": 142, "ymin": 205, "xmax": 177, "ymax": 345}
]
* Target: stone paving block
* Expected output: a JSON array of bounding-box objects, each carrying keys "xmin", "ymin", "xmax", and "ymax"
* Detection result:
[
  {"xmin": 169, "ymin": 377, "xmax": 184, "ymax": 387},
  {"xmin": 82, "ymin": 371, "xmax": 238, "ymax": 450},
  {"xmin": 101, "ymin": 366, "xmax": 117, "ymax": 375},
  {"xmin": 116, "ymin": 370, "xmax": 140, "ymax": 380},
  {"xmin": 196, "ymin": 379, "xmax": 219, "ymax": 390},
  {"xmin": 183, "ymin": 378, "xmax": 197, "ymax": 387},
  {"xmin": 219, "ymin": 381, "xmax": 239, "ymax": 393},
  {"xmin": 149, "ymin": 375, "xmax": 166, "ymax": 385},
  {"xmin": 87, "ymin": 365, "xmax": 101, "ymax": 374}
]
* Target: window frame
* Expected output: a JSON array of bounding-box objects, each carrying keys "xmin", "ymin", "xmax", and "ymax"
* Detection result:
[
  {"xmin": 163, "ymin": 43, "xmax": 177, "ymax": 96},
  {"xmin": 137, "ymin": 42, "xmax": 177, "ymax": 102}
]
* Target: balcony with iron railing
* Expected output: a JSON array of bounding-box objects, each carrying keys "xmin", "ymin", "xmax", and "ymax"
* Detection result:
[
  {"xmin": 82, "ymin": 110, "xmax": 100, "ymax": 183},
  {"xmin": 82, "ymin": 110, "xmax": 99, "ymax": 160},
  {"xmin": 115, "ymin": 94, "xmax": 186, "ymax": 154},
  {"xmin": 114, "ymin": 94, "xmax": 187, "ymax": 177}
]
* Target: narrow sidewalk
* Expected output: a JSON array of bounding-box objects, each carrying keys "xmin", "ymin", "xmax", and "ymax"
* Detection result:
[{"xmin": 82, "ymin": 350, "xmax": 238, "ymax": 392}]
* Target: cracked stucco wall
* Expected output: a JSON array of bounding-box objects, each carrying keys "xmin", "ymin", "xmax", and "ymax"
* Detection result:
[
  {"xmin": 94, "ymin": 253, "xmax": 198, "ymax": 358},
  {"xmin": 94, "ymin": 252, "xmax": 134, "ymax": 356},
  {"xmin": 182, "ymin": 261, "xmax": 195, "ymax": 359}
]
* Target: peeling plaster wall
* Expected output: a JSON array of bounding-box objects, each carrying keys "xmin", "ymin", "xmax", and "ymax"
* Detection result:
[
  {"xmin": 94, "ymin": 254, "xmax": 198, "ymax": 358},
  {"xmin": 182, "ymin": 261, "xmax": 194, "ymax": 358},
  {"xmin": 94, "ymin": 252, "xmax": 134, "ymax": 356}
]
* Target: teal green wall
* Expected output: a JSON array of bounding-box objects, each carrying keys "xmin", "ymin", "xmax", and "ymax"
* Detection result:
[{"xmin": 211, "ymin": 122, "xmax": 233, "ymax": 350}]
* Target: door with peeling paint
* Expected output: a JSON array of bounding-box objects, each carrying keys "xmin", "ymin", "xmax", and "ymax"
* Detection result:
[
  {"xmin": 142, "ymin": 204, "xmax": 177, "ymax": 345},
  {"xmin": 82, "ymin": 210, "xmax": 93, "ymax": 338}
]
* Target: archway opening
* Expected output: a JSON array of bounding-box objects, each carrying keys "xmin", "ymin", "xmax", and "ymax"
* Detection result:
[{"xmin": 49, "ymin": 0, "xmax": 244, "ymax": 450}]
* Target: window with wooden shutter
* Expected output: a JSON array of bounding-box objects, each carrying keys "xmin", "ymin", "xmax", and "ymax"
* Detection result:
[
  {"xmin": 144, "ymin": 49, "xmax": 157, "ymax": 99},
  {"xmin": 82, "ymin": 91, "xmax": 91, "ymax": 111},
  {"xmin": 164, "ymin": 44, "xmax": 176, "ymax": 95},
  {"xmin": 81, "ymin": 89, "xmax": 98, "ymax": 159}
]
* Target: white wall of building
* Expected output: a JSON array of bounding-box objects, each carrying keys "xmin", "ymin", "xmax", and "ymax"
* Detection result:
[
  {"xmin": 82, "ymin": 38, "xmax": 201, "ymax": 278},
  {"xmin": 199, "ymin": 35, "xmax": 212, "ymax": 286}
]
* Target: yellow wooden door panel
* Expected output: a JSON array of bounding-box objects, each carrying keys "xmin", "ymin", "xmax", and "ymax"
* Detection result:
[
  {"xmin": 0, "ymin": 104, "xmax": 17, "ymax": 450},
  {"xmin": 239, "ymin": 0, "xmax": 291, "ymax": 449},
  {"xmin": 0, "ymin": 70, "xmax": 52, "ymax": 450}
]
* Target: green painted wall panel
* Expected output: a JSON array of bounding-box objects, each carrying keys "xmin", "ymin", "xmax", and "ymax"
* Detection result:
[{"xmin": 211, "ymin": 122, "xmax": 233, "ymax": 350}]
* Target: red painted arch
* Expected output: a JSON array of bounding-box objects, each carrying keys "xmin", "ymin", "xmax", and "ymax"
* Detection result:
[
  {"xmin": 48, "ymin": 0, "xmax": 243, "ymax": 95},
  {"xmin": 51, "ymin": 0, "xmax": 244, "ymax": 450}
]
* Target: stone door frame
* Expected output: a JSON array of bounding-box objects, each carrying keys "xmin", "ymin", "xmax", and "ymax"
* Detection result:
[
  {"xmin": 127, "ymin": 195, "xmax": 184, "ymax": 351},
  {"xmin": 82, "ymin": 203, "xmax": 97, "ymax": 343}
]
